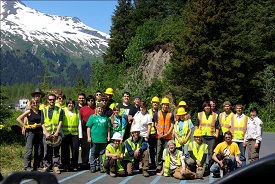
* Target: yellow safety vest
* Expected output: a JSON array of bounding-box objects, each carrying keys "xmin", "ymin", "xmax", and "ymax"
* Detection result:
[
  {"xmin": 148, "ymin": 109, "xmax": 156, "ymax": 134},
  {"xmin": 188, "ymin": 141, "xmax": 208, "ymax": 163},
  {"xmin": 198, "ymin": 111, "xmax": 218, "ymax": 136},
  {"xmin": 163, "ymin": 148, "xmax": 182, "ymax": 176},
  {"xmin": 62, "ymin": 107, "xmax": 79, "ymax": 136},
  {"xmin": 174, "ymin": 119, "xmax": 191, "ymax": 148},
  {"xmin": 219, "ymin": 112, "xmax": 234, "ymax": 135},
  {"xmin": 123, "ymin": 136, "xmax": 143, "ymax": 161},
  {"xmin": 103, "ymin": 143, "xmax": 124, "ymax": 171},
  {"xmin": 230, "ymin": 114, "xmax": 248, "ymax": 140},
  {"xmin": 43, "ymin": 106, "xmax": 61, "ymax": 134}
]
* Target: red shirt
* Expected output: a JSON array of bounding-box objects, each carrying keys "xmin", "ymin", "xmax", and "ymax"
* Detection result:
[{"xmin": 80, "ymin": 106, "xmax": 95, "ymax": 132}]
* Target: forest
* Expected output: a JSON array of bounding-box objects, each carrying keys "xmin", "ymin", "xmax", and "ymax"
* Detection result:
[{"xmin": 1, "ymin": 0, "xmax": 274, "ymax": 127}]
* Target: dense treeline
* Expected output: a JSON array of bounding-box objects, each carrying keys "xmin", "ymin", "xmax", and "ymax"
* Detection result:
[{"xmin": 1, "ymin": 0, "xmax": 274, "ymax": 128}]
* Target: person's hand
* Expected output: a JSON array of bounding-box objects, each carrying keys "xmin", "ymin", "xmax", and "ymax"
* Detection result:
[
  {"xmin": 180, "ymin": 168, "xmax": 185, "ymax": 175},
  {"xmin": 134, "ymin": 149, "xmax": 140, "ymax": 157},
  {"xmin": 45, "ymin": 133, "xmax": 51, "ymax": 139},
  {"xmin": 145, "ymin": 137, "xmax": 148, "ymax": 142},
  {"xmin": 243, "ymin": 141, "xmax": 248, "ymax": 147},
  {"xmin": 218, "ymin": 160, "xmax": 223, "ymax": 168},
  {"xmin": 255, "ymin": 143, "xmax": 259, "ymax": 149},
  {"xmin": 197, "ymin": 166, "xmax": 203, "ymax": 171},
  {"xmin": 87, "ymin": 137, "xmax": 91, "ymax": 143},
  {"xmin": 196, "ymin": 160, "xmax": 202, "ymax": 167},
  {"xmin": 112, "ymin": 155, "xmax": 118, "ymax": 159}
]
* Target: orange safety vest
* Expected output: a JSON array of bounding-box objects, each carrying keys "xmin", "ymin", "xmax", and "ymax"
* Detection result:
[{"xmin": 156, "ymin": 111, "xmax": 173, "ymax": 139}]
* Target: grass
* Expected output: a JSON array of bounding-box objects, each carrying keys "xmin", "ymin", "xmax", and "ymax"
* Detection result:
[{"xmin": 0, "ymin": 143, "xmax": 25, "ymax": 177}]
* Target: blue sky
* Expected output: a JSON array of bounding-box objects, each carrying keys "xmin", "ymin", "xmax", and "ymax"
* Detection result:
[{"xmin": 22, "ymin": 1, "xmax": 118, "ymax": 34}]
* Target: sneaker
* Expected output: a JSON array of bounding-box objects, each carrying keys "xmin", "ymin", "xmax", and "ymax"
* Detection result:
[
  {"xmin": 100, "ymin": 169, "xmax": 105, "ymax": 173},
  {"xmin": 73, "ymin": 168, "xmax": 78, "ymax": 172},
  {"xmin": 53, "ymin": 166, "xmax": 61, "ymax": 174},
  {"xmin": 41, "ymin": 167, "xmax": 49, "ymax": 172},
  {"xmin": 143, "ymin": 170, "xmax": 150, "ymax": 177},
  {"xmin": 90, "ymin": 169, "xmax": 96, "ymax": 173},
  {"xmin": 110, "ymin": 172, "xmax": 116, "ymax": 177}
]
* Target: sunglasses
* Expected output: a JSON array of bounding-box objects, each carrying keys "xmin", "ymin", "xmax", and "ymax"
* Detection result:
[
  {"xmin": 96, "ymin": 93, "xmax": 102, "ymax": 96},
  {"xmin": 48, "ymin": 99, "xmax": 55, "ymax": 101},
  {"xmin": 88, "ymin": 100, "xmax": 94, "ymax": 102}
]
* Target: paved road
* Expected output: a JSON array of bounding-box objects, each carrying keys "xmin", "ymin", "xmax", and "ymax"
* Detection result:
[{"xmin": 14, "ymin": 132, "xmax": 275, "ymax": 184}]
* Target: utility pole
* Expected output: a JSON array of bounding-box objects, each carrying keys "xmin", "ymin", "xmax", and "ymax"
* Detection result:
[{"xmin": 38, "ymin": 62, "xmax": 51, "ymax": 91}]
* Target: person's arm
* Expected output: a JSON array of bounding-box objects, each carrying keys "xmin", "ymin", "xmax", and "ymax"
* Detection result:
[
  {"xmin": 212, "ymin": 152, "xmax": 223, "ymax": 167},
  {"xmin": 125, "ymin": 140, "xmax": 135, "ymax": 157},
  {"xmin": 16, "ymin": 110, "xmax": 30, "ymax": 127},
  {"xmin": 146, "ymin": 123, "xmax": 152, "ymax": 140},
  {"xmin": 87, "ymin": 127, "xmax": 91, "ymax": 143},
  {"xmin": 107, "ymin": 127, "xmax": 110, "ymax": 142},
  {"xmin": 140, "ymin": 137, "xmax": 148, "ymax": 152},
  {"xmin": 105, "ymin": 147, "xmax": 118, "ymax": 159},
  {"xmin": 78, "ymin": 114, "xmax": 83, "ymax": 139},
  {"xmin": 54, "ymin": 109, "xmax": 63, "ymax": 137}
]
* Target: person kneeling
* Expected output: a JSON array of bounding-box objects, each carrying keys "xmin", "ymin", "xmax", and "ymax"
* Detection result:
[
  {"xmin": 103, "ymin": 132, "xmax": 126, "ymax": 177},
  {"xmin": 157, "ymin": 140, "xmax": 199, "ymax": 180},
  {"xmin": 123, "ymin": 125, "xmax": 150, "ymax": 177}
]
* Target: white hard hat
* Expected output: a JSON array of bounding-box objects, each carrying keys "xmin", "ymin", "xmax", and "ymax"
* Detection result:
[
  {"xmin": 131, "ymin": 124, "xmax": 141, "ymax": 132},
  {"xmin": 111, "ymin": 132, "xmax": 122, "ymax": 140}
]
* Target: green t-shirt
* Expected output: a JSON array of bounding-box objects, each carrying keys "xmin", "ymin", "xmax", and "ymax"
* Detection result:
[{"xmin": 86, "ymin": 114, "xmax": 111, "ymax": 143}]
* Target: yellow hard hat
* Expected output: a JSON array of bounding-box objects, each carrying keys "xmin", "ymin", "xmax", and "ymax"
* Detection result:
[
  {"xmin": 193, "ymin": 129, "xmax": 203, "ymax": 137},
  {"xmin": 151, "ymin": 96, "xmax": 160, "ymax": 103},
  {"xmin": 161, "ymin": 97, "xmax": 170, "ymax": 104},
  {"xmin": 178, "ymin": 101, "xmax": 188, "ymax": 107},
  {"xmin": 105, "ymin": 87, "xmax": 114, "ymax": 95},
  {"xmin": 176, "ymin": 107, "xmax": 187, "ymax": 115}
]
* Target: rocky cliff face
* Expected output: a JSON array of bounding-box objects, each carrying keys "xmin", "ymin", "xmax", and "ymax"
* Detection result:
[{"xmin": 140, "ymin": 43, "xmax": 177, "ymax": 112}]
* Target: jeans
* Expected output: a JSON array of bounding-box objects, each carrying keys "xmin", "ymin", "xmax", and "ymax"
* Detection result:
[
  {"xmin": 89, "ymin": 142, "xmax": 106, "ymax": 170},
  {"xmin": 210, "ymin": 155, "xmax": 236, "ymax": 174},
  {"xmin": 24, "ymin": 130, "xmax": 43, "ymax": 170},
  {"xmin": 235, "ymin": 141, "xmax": 246, "ymax": 167}
]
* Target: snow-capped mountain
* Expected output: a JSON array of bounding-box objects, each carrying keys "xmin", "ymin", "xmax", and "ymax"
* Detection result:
[{"xmin": 0, "ymin": 0, "xmax": 110, "ymax": 58}]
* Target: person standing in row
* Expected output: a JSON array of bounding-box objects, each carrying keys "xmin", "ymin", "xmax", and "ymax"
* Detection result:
[
  {"xmin": 210, "ymin": 99, "xmax": 220, "ymax": 115},
  {"xmin": 243, "ymin": 107, "xmax": 263, "ymax": 163},
  {"xmin": 61, "ymin": 98, "xmax": 82, "ymax": 172},
  {"xmin": 118, "ymin": 92, "xmax": 135, "ymax": 141},
  {"xmin": 75, "ymin": 92, "xmax": 86, "ymax": 110},
  {"xmin": 87, "ymin": 102, "xmax": 111, "ymax": 173},
  {"xmin": 105, "ymin": 87, "xmax": 118, "ymax": 110},
  {"xmin": 131, "ymin": 101, "xmax": 152, "ymax": 142},
  {"xmin": 16, "ymin": 98, "xmax": 43, "ymax": 171},
  {"xmin": 41, "ymin": 94, "xmax": 64, "ymax": 174},
  {"xmin": 154, "ymin": 97, "xmax": 175, "ymax": 173},
  {"xmin": 147, "ymin": 96, "xmax": 160, "ymax": 169},
  {"xmin": 194, "ymin": 101, "xmax": 219, "ymax": 169},
  {"xmin": 79, "ymin": 95, "xmax": 96, "ymax": 170},
  {"xmin": 110, "ymin": 106, "xmax": 127, "ymax": 140},
  {"xmin": 218, "ymin": 101, "xmax": 234, "ymax": 144},
  {"xmin": 56, "ymin": 93, "xmax": 66, "ymax": 109},
  {"xmin": 231, "ymin": 103, "xmax": 248, "ymax": 167},
  {"xmin": 173, "ymin": 107, "xmax": 193, "ymax": 158}
]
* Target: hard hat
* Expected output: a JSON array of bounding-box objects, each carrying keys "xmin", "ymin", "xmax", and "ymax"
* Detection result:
[
  {"xmin": 176, "ymin": 107, "xmax": 187, "ymax": 115},
  {"xmin": 161, "ymin": 97, "xmax": 170, "ymax": 104},
  {"xmin": 151, "ymin": 96, "xmax": 160, "ymax": 103},
  {"xmin": 178, "ymin": 101, "xmax": 188, "ymax": 108},
  {"xmin": 193, "ymin": 129, "xmax": 203, "ymax": 137},
  {"xmin": 111, "ymin": 132, "xmax": 122, "ymax": 140},
  {"xmin": 105, "ymin": 87, "xmax": 114, "ymax": 95},
  {"xmin": 131, "ymin": 124, "xmax": 141, "ymax": 132}
]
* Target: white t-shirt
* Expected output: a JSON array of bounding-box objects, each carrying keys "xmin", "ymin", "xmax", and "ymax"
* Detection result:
[{"xmin": 133, "ymin": 111, "xmax": 152, "ymax": 138}]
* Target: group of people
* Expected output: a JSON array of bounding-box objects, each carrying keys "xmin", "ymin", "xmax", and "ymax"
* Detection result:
[{"xmin": 16, "ymin": 87, "xmax": 263, "ymax": 180}]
